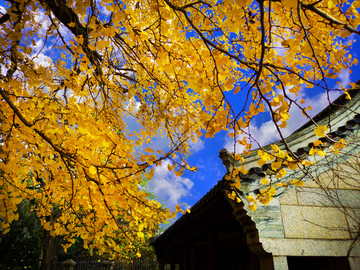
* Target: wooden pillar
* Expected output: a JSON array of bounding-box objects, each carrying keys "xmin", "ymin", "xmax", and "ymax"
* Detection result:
[
  {"xmin": 182, "ymin": 239, "xmax": 189, "ymax": 270},
  {"xmin": 208, "ymin": 223, "xmax": 217, "ymax": 270},
  {"xmin": 258, "ymin": 255, "xmax": 275, "ymax": 270},
  {"xmin": 170, "ymin": 243, "xmax": 175, "ymax": 270},
  {"xmin": 190, "ymin": 246, "xmax": 196, "ymax": 270}
]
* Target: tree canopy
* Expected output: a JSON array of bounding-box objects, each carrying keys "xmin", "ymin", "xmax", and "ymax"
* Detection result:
[{"xmin": 0, "ymin": 0, "xmax": 359, "ymax": 261}]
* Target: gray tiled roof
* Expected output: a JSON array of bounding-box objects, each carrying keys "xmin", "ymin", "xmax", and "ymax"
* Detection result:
[{"xmin": 152, "ymin": 84, "xmax": 360, "ymax": 244}]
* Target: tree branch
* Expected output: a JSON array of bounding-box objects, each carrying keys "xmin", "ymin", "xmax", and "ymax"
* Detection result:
[
  {"xmin": 38, "ymin": 0, "xmax": 102, "ymax": 72},
  {"xmin": 302, "ymin": 3, "xmax": 360, "ymax": 35},
  {"xmin": 0, "ymin": 13, "xmax": 9, "ymax": 24},
  {"xmin": 0, "ymin": 88, "xmax": 76, "ymax": 161}
]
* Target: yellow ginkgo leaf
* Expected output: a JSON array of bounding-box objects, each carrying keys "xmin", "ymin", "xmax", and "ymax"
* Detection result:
[
  {"xmin": 290, "ymin": 179, "xmax": 304, "ymax": 187},
  {"xmin": 89, "ymin": 166, "xmax": 97, "ymax": 176},
  {"xmin": 314, "ymin": 125, "xmax": 328, "ymax": 137},
  {"xmin": 174, "ymin": 169, "xmax": 184, "ymax": 177},
  {"xmin": 248, "ymin": 204, "xmax": 257, "ymax": 211},
  {"xmin": 261, "ymin": 178, "xmax": 269, "ymax": 185}
]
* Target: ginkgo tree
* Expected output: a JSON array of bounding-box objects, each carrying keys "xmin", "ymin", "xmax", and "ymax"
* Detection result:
[{"xmin": 0, "ymin": 0, "xmax": 359, "ymax": 266}]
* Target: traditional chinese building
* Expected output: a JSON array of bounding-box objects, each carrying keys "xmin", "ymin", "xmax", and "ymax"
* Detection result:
[{"xmin": 151, "ymin": 85, "xmax": 360, "ymax": 270}]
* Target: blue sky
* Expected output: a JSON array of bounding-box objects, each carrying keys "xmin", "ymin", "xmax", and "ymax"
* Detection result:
[{"xmin": 148, "ymin": 33, "xmax": 360, "ymax": 218}]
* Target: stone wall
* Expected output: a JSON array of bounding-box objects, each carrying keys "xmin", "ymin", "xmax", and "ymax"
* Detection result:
[
  {"xmin": 259, "ymin": 157, "xmax": 360, "ymax": 270},
  {"xmin": 279, "ymin": 156, "xmax": 360, "ymax": 241}
]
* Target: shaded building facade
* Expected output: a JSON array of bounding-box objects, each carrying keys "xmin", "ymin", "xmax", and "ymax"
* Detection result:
[{"xmin": 152, "ymin": 87, "xmax": 360, "ymax": 270}]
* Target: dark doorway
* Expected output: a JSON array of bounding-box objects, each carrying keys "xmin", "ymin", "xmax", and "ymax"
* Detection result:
[{"xmin": 287, "ymin": 256, "xmax": 351, "ymax": 270}]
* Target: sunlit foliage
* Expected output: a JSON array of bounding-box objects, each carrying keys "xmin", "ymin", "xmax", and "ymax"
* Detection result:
[{"xmin": 0, "ymin": 0, "xmax": 359, "ymax": 260}]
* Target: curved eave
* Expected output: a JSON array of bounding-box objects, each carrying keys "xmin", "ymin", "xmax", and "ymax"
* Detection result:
[{"xmin": 152, "ymin": 84, "xmax": 360, "ymax": 246}]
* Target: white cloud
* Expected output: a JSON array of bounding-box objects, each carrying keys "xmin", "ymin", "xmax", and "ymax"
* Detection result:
[
  {"xmin": 224, "ymin": 89, "xmax": 341, "ymax": 152},
  {"xmin": 148, "ymin": 160, "xmax": 194, "ymax": 207},
  {"xmin": 99, "ymin": 3, "xmax": 112, "ymax": 16},
  {"xmin": 32, "ymin": 52, "xmax": 53, "ymax": 68},
  {"xmin": 33, "ymin": 9, "xmax": 51, "ymax": 36},
  {"xmin": 124, "ymin": 105, "xmax": 203, "ymax": 154},
  {"xmin": 124, "ymin": 114, "xmax": 172, "ymax": 153},
  {"xmin": 30, "ymin": 39, "xmax": 53, "ymax": 68},
  {"xmin": 189, "ymin": 139, "xmax": 204, "ymax": 153},
  {"xmin": 338, "ymin": 69, "xmax": 351, "ymax": 88}
]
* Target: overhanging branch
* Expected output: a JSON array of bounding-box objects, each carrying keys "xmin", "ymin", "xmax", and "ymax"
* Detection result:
[
  {"xmin": 38, "ymin": 0, "xmax": 102, "ymax": 72},
  {"xmin": 302, "ymin": 3, "xmax": 360, "ymax": 36}
]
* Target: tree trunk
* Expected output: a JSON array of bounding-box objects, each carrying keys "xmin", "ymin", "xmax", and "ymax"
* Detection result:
[{"xmin": 40, "ymin": 230, "xmax": 58, "ymax": 270}]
